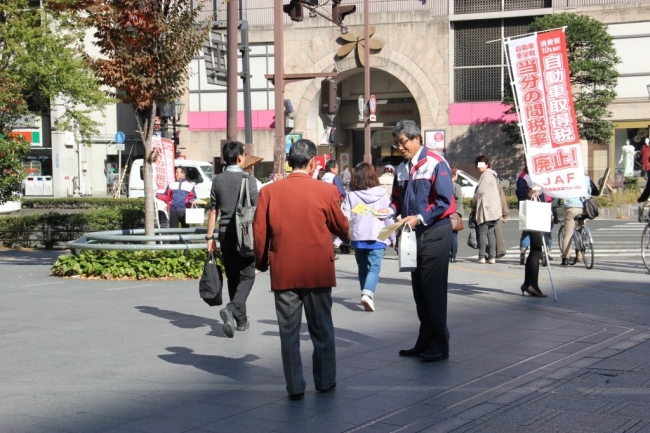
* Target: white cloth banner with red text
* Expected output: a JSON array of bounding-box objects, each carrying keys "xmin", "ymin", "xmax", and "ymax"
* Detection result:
[
  {"xmin": 506, "ymin": 29, "xmax": 585, "ymax": 199},
  {"xmin": 151, "ymin": 136, "xmax": 175, "ymax": 193}
]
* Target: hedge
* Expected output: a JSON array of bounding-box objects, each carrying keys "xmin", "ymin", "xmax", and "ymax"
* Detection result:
[
  {"xmin": 22, "ymin": 197, "xmax": 210, "ymax": 209},
  {"xmin": 0, "ymin": 209, "xmax": 144, "ymax": 248}
]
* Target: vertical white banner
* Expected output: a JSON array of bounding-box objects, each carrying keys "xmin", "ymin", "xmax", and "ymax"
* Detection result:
[
  {"xmin": 151, "ymin": 136, "xmax": 175, "ymax": 192},
  {"xmin": 506, "ymin": 30, "xmax": 585, "ymax": 198}
]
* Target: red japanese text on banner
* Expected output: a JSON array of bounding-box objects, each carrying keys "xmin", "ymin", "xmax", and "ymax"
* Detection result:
[
  {"xmin": 151, "ymin": 136, "xmax": 176, "ymax": 192},
  {"xmin": 506, "ymin": 29, "xmax": 585, "ymax": 199}
]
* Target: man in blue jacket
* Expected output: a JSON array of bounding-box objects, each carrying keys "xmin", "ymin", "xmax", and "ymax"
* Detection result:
[
  {"xmin": 156, "ymin": 166, "xmax": 196, "ymax": 228},
  {"xmin": 379, "ymin": 119, "xmax": 456, "ymax": 362}
]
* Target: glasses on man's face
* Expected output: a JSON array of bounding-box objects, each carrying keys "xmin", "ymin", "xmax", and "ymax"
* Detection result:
[{"xmin": 392, "ymin": 137, "xmax": 411, "ymax": 149}]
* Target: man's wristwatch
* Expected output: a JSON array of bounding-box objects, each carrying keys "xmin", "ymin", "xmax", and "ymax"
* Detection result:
[{"xmin": 205, "ymin": 234, "xmax": 214, "ymax": 240}]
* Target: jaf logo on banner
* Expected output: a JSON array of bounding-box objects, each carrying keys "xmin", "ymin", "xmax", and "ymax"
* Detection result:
[{"xmin": 505, "ymin": 29, "xmax": 585, "ymax": 199}]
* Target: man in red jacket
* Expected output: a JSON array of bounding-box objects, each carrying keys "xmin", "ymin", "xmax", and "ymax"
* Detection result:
[{"xmin": 253, "ymin": 139, "xmax": 349, "ymax": 401}]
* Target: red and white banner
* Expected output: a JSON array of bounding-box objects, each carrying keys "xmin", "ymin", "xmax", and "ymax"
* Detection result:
[
  {"xmin": 506, "ymin": 29, "xmax": 585, "ymax": 198},
  {"xmin": 151, "ymin": 136, "xmax": 175, "ymax": 192}
]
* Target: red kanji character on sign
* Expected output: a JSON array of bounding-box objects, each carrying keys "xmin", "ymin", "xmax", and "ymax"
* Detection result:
[
  {"xmin": 525, "ymin": 103, "xmax": 544, "ymax": 119},
  {"xmin": 526, "ymin": 117, "xmax": 547, "ymax": 134},
  {"xmin": 552, "ymin": 127, "xmax": 575, "ymax": 144},
  {"xmin": 529, "ymin": 133, "xmax": 549, "ymax": 148},
  {"xmin": 550, "ymin": 112, "xmax": 572, "ymax": 129},
  {"xmin": 543, "ymin": 54, "xmax": 563, "ymax": 70},
  {"xmin": 548, "ymin": 99, "xmax": 570, "ymax": 115},
  {"xmin": 523, "ymin": 89, "xmax": 543, "ymax": 104},
  {"xmin": 532, "ymin": 154, "xmax": 554, "ymax": 174},
  {"xmin": 546, "ymin": 84, "xmax": 568, "ymax": 100},
  {"xmin": 544, "ymin": 69, "xmax": 565, "ymax": 85},
  {"xmin": 516, "ymin": 58, "xmax": 539, "ymax": 75},
  {"xmin": 519, "ymin": 74, "xmax": 540, "ymax": 91},
  {"xmin": 551, "ymin": 148, "xmax": 578, "ymax": 170}
]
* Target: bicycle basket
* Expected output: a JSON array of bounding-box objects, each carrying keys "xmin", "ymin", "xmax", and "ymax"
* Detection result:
[{"xmin": 639, "ymin": 202, "xmax": 650, "ymax": 223}]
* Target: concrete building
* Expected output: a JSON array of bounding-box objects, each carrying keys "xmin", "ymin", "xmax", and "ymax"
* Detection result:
[
  {"xmin": 21, "ymin": 0, "xmax": 650, "ymax": 197},
  {"xmin": 185, "ymin": 0, "xmax": 650, "ymax": 184}
]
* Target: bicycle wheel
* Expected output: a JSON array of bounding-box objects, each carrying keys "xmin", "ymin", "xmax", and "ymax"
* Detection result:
[
  {"xmin": 642, "ymin": 224, "xmax": 650, "ymax": 272},
  {"xmin": 582, "ymin": 229, "xmax": 594, "ymax": 269},
  {"xmin": 557, "ymin": 226, "xmax": 565, "ymax": 253}
]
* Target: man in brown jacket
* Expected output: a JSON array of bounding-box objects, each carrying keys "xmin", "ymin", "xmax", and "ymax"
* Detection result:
[{"xmin": 253, "ymin": 139, "xmax": 350, "ymax": 401}]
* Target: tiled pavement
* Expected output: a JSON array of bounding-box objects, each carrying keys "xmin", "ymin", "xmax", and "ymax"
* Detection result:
[{"xmin": 1, "ymin": 248, "xmax": 649, "ymax": 433}]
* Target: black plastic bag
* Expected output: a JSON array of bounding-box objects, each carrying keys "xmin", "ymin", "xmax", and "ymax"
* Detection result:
[
  {"xmin": 199, "ymin": 251, "xmax": 223, "ymax": 306},
  {"xmin": 467, "ymin": 211, "xmax": 478, "ymax": 249}
]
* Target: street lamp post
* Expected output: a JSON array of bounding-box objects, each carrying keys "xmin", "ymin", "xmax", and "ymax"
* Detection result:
[{"xmin": 171, "ymin": 100, "xmax": 185, "ymax": 158}]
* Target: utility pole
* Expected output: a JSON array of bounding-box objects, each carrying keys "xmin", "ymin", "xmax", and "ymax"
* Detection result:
[
  {"xmin": 227, "ymin": 0, "xmax": 238, "ymax": 141},
  {"xmin": 264, "ymin": 0, "xmax": 354, "ymax": 173},
  {"xmin": 363, "ymin": 0, "xmax": 371, "ymax": 164},
  {"xmin": 273, "ymin": 1, "xmax": 285, "ymax": 176}
]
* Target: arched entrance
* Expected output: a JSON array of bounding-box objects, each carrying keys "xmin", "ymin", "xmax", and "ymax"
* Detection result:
[{"xmin": 305, "ymin": 68, "xmax": 421, "ymax": 169}]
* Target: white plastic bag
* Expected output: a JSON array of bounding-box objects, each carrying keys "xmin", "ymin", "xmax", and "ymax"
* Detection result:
[
  {"xmin": 519, "ymin": 200, "xmax": 551, "ymax": 232},
  {"xmin": 399, "ymin": 223, "xmax": 417, "ymax": 272},
  {"xmin": 185, "ymin": 207, "xmax": 205, "ymax": 225}
]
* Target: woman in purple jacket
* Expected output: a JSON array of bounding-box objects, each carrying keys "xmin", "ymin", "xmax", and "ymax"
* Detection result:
[{"xmin": 342, "ymin": 163, "xmax": 396, "ymax": 312}]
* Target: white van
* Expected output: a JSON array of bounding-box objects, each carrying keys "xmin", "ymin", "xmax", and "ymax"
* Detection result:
[
  {"xmin": 456, "ymin": 170, "xmax": 479, "ymax": 198},
  {"xmin": 128, "ymin": 159, "xmax": 214, "ymax": 199}
]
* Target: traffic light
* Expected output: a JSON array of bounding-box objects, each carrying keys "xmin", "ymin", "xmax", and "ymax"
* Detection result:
[
  {"xmin": 320, "ymin": 78, "xmax": 338, "ymax": 115},
  {"xmin": 283, "ymin": 0, "xmax": 303, "ymax": 22},
  {"xmin": 331, "ymin": 0, "xmax": 356, "ymax": 24}
]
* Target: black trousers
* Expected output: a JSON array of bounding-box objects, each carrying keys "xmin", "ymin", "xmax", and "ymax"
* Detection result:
[
  {"xmin": 412, "ymin": 222, "xmax": 452, "ymax": 355},
  {"xmin": 170, "ymin": 210, "xmax": 188, "ymax": 228},
  {"xmin": 523, "ymin": 231, "xmax": 544, "ymax": 291},
  {"xmin": 219, "ymin": 231, "xmax": 256, "ymax": 324}
]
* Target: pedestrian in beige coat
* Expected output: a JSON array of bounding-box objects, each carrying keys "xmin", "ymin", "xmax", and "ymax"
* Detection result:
[{"xmin": 472, "ymin": 155, "xmax": 502, "ymax": 264}]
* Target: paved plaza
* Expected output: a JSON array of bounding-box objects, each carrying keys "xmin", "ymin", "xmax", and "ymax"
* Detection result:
[{"xmin": 1, "ymin": 241, "xmax": 650, "ymax": 432}]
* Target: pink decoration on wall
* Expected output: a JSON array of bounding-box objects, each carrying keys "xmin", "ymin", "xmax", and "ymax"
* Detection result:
[
  {"xmin": 188, "ymin": 110, "xmax": 276, "ymax": 131},
  {"xmin": 449, "ymin": 102, "xmax": 517, "ymax": 125}
]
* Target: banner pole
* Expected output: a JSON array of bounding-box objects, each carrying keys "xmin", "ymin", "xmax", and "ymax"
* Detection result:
[
  {"xmin": 503, "ymin": 38, "xmax": 529, "ymax": 163},
  {"xmin": 541, "ymin": 234, "xmax": 558, "ymax": 301}
]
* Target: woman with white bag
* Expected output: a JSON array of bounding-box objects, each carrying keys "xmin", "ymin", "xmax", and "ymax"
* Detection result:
[
  {"xmin": 520, "ymin": 188, "xmax": 548, "ymax": 298},
  {"xmin": 342, "ymin": 163, "xmax": 396, "ymax": 312}
]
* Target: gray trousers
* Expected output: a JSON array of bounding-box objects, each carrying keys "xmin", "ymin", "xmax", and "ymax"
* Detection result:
[
  {"xmin": 274, "ymin": 288, "xmax": 336, "ymax": 395},
  {"xmin": 478, "ymin": 220, "xmax": 497, "ymax": 259}
]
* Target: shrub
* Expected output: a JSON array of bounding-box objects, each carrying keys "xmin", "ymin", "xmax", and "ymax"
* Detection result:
[
  {"xmin": 51, "ymin": 249, "xmax": 219, "ymax": 280},
  {"xmin": 624, "ymin": 177, "xmax": 640, "ymax": 192}
]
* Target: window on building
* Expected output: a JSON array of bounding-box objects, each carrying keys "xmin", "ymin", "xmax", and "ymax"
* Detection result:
[
  {"xmin": 454, "ymin": 0, "xmax": 550, "ymax": 14},
  {"xmin": 189, "ymin": 42, "xmax": 274, "ymax": 112},
  {"xmin": 453, "ymin": 17, "xmax": 534, "ymax": 103}
]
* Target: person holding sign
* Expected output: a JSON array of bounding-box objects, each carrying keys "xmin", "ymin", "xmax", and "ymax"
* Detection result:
[
  {"xmin": 378, "ymin": 119, "xmax": 455, "ymax": 362},
  {"xmin": 342, "ymin": 163, "xmax": 395, "ymax": 312}
]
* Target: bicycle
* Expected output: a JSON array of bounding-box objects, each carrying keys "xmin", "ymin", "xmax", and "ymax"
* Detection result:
[
  {"xmin": 557, "ymin": 215, "xmax": 594, "ymax": 269},
  {"xmin": 640, "ymin": 202, "xmax": 650, "ymax": 271},
  {"xmin": 108, "ymin": 177, "xmax": 128, "ymax": 198}
]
